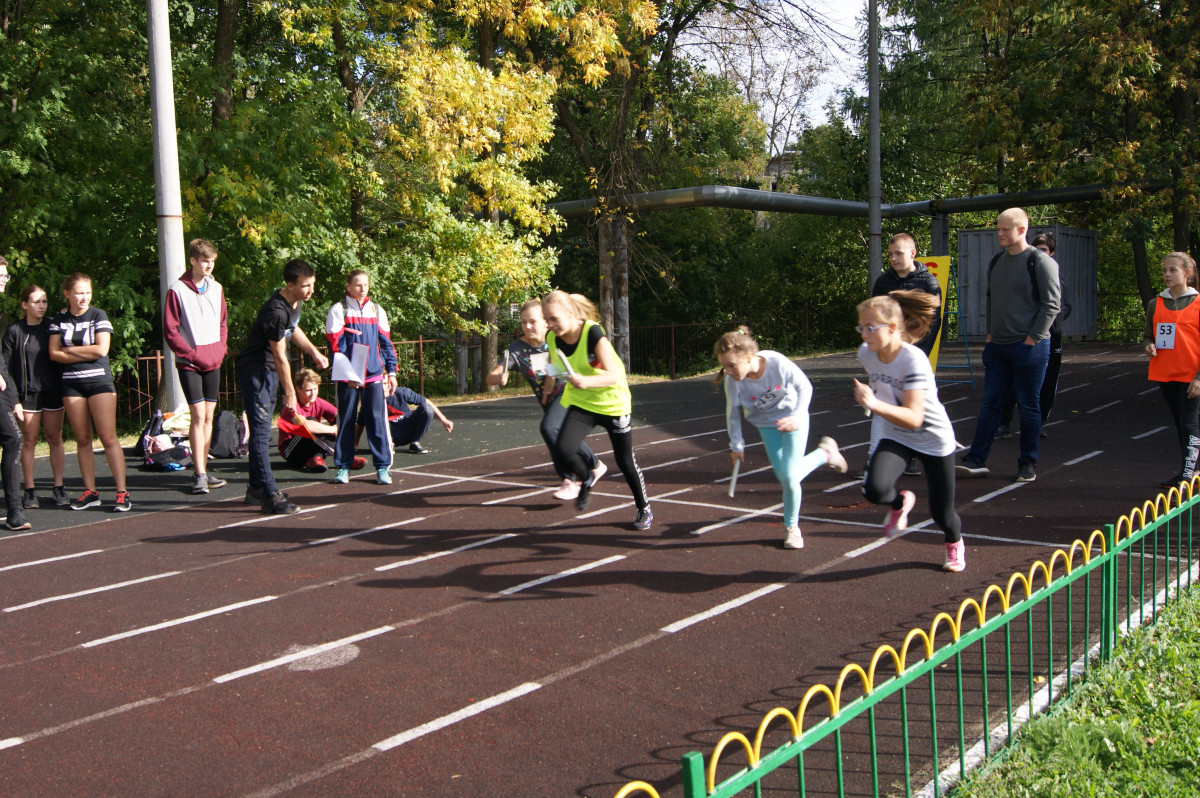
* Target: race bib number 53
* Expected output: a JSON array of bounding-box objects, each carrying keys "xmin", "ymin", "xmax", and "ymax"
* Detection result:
[{"xmin": 1157, "ymin": 322, "xmax": 1177, "ymax": 350}]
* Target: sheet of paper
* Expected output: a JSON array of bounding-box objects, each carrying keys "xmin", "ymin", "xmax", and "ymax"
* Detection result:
[{"xmin": 331, "ymin": 343, "xmax": 369, "ymax": 383}]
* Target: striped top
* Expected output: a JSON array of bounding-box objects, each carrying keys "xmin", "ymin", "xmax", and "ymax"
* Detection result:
[{"xmin": 49, "ymin": 307, "xmax": 113, "ymax": 382}]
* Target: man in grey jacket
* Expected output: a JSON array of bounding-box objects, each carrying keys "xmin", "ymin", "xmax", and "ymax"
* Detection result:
[{"xmin": 957, "ymin": 208, "xmax": 1061, "ymax": 483}]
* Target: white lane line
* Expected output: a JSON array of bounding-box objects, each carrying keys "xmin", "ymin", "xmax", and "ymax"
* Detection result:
[
  {"xmin": 496, "ymin": 555, "xmax": 626, "ymax": 596},
  {"xmin": 642, "ymin": 456, "xmax": 700, "ymax": 472},
  {"xmin": 1087, "ymin": 360, "xmax": 1119, "ymax": 368},
  {"xmin": 1056, "ymin": 383, "xmax": 1089, "ymax": 394},
  {"xmin": 483, "ymin": 489, "xmax": 553, "ymax": 505},
  {"xmin": 825, "ymin": 479, "xmax": 861, "ymax": 493},
  {"xmin": 308, "ymin": 517, "xmax": 427, "ymax": 546},
  {"xmin": 81, "ymin": 596, "xmax": 279, "ymax": 648},
  {"xmin": 372, "ymin": 682, "xmax": 543, "ymax": 752},
  {"xmin": 375, "ymin": 534, "xmax": 517, "ymax": 572},
  {"xmin": 1064, "ymin": 450, "xmax": 1103, "ymax": 466},
  {"xmin": 4, "ymin": 571, "xmax": 182, "ymax": 612},
  {"xmin": 1132, "ymin": 426, "xmax": 1168, "ymax": 440},
  {"xmin": 646, "ymin": 427, "xmax": 724, "ymax": 445},
  {"xmin": 215, "ymin": 504, "xmax": 338, "ymax": 530},
  {"xmin": 574, "ymin": 488, "xmax": 693, "ymax": 520},
  {"xmin": 661, "ymin": 584, "xmax": 788, "ymax": 634},
  {"xmin": 942, "ymin": 396, "xmax": 968, "ymax": 405},
  {"xmin": 213, "ymin": 626, "xmax": 395, "ymax": 684},
  {"xmin": 837, "ymin": 418, "xmax": 872, "ymax": 428},
  {"xmin": 0, "ymin": 549, "xmax": 104, "ymax": 572},
  {"xmin": 1138, "ymin": 386, "xmax": 1158, "ymax": 396},
  {"xmin": 972, "ymin": 483, "xmax": 1027, "ymax": 503},
  {"xmin": 387, "ymin": 478, "xmax": 464, "ymax": 493},
  {"xmin": 690, "ymin": 503, "xmax": 786, "ymax": 536},
  {"xmin": 840, "ymin": 440, "xmax": 870, "ymax": 450},
  {"xmin": 1107, "ymin": 372, "xmax": 1130, "ymax": 380},
  {"xmin": 1086, "ymin": 401, "xmax": 1121, "ymax": 414},
  {"xmin": 845, "ymin": 519, "xmax": 936, "ymax": 557}
]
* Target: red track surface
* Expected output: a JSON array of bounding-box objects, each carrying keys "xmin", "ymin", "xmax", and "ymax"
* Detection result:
[{"xmin": 0, "ymin": 343, "xmax": 1173, "ymax": 796}]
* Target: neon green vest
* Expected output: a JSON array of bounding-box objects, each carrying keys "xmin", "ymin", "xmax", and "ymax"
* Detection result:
[{"xmin": 548, "ymin": 321, "xmax": 631, "ymax": 417}]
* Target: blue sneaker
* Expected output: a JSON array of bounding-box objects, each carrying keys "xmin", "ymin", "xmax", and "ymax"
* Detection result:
[
  {"xmin": 376, "ymin": 468, "xmax": 392, "ymax": 485},
  {"xmin": 334, "ymin": 468, "xmax": 350, "ymax": 484}
]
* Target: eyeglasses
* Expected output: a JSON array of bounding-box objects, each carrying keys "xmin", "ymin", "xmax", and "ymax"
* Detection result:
[
  {"xmin": 0, "ymin": 274, "xmax": 10, "ymax": 282},
  {"xmin": 855, "ymin": 323, "xmax": 889, "ymax": 334}
]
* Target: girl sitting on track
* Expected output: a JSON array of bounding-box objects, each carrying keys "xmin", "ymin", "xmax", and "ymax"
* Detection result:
[
  {"xmin": 3, "ymin": 284, "xmax": 68, "ymax": 508},
  {"xmin": 714, "ymin": 327, "xmax": 847, "ymax": 551},
  {"xmin": 1144, "ymin": 251, "xmax": 1200, "ymax": 489},
  {"xmin": 852, "ymin": 291, "xmax": 964, "ymax": 572},
  {"xmin": 49, "ymin": 273, "xmax": 130, "ymax": 512},
  {"xmin": 541, "ymin": 290, "xmax": 651, "ymax": 530},
  {"xmin": 486, "ymin": 299, "xmax": 605, "ymax": 500}
]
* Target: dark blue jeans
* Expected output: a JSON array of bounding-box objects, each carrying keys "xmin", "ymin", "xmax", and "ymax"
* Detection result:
[
  {"xmin": 540, "ymin": 396, "xmax": 597, "ymax": 480},
  {"xmin": 238, "ymin": 368, "xmax": 279, "ymax": 496},
  {"xmin": 967, "ymin": 339, "xmax": 1050, "ymax": 466},
  {"xmin": 336, "ymin": 380, "xmax": 390, "ymax": 469}
]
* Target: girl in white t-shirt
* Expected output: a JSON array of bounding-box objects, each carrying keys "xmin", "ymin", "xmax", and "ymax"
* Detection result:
[
  {"xmin": 852, "ymin": 291, "xmax": 964, "ymax": 572},
  {"xmin": 715, "ymin": 327, "xmax": 847, "ymax": 551}
]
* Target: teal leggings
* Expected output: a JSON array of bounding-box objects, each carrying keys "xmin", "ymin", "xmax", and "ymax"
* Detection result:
[{"xmin": 757, "ymin": 423, "xmax": 828, "ymax": 528}]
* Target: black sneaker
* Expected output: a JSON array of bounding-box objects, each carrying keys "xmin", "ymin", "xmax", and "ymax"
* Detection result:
[
  {"xmin": 263, "ymin": 490, "xmax": 299, "ymax": 515},
  {"xmin": 1161, "ymin": 474, "xmax": 1186, "ymax": 489},
  {"xmin": 52, "ymin": 486, "xmax": 69, "ymax": 507},
  {"xmin": 995, "ymin": 425, "xmax": 1012, "ymax": 438},
  {"xmin": 408, "ymin": 442, "xmax": 428, "ymax": 455},
  {"xmin": 633, "ymin": 506, "xmax": 653, "ymax": 531},
  {"xmin": 956, "ymin": 457, "xmax": 989, "ymax": 478},
  {"xmin": 903, "ymin": 457, "xmax": 921, "ymax": 476},
  {"xmin": 575, "ymin": 477, "xmax": 593, "ymax": 511},
  {"xmin": 113, "ymin": 491, "xmax": 132, "ymax": 512},
  {"xmin": 1015, "ymin": 461, "xmax": 1036, "ymax": 483},
  {"xmin": 245, "ymin": 484, "xmax": 285, "ymax": 504},
  {"xmin": 21, "ymin": 489, "xmax": 38, "ymax": 510},
  {"xmin": 5, "ymin": 510, "xmax": 31, "ymax": 530},
  {"xmin": 70, "ymin": 490, "xmax": 101, "ymax": 510}
]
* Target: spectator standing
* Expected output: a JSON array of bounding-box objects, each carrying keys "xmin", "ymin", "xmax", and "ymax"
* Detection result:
[
  {"xmin": 235, "ymin": 259, "xmax": 329, "ymax": 514},
  {"xmin": 49, "ymin": 273, "xmax": 130, "ymax": 512},
  {"xmin": 163, "ymin": 238, "xmax": 229, "ymax": 494},
  {"xmin": 325, "ymin": 270, "xmax": 398, "ymax": 485},
  {"xmin": 0, "ymin": 259, "xmax": 31, "ymax": 529},
  {"xmin": 3, "ymin": 283, "xmax": 68, "ymax": 509},
  {"xmin": 957, "ymin": 208, "xmax": 1060, "ymax": 483}
]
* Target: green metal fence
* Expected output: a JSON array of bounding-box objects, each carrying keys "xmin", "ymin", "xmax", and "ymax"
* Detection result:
[{"xmin": 613, "ymin": 482, "xmax": 1200, "ymax": 798}]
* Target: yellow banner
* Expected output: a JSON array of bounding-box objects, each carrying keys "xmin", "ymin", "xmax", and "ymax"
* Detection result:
[{"xmin": 919, "ymin": 256, "xmax": 951, "ymax": 370}]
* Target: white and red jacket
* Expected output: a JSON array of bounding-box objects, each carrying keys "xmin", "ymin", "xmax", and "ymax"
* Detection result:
[
  {"xmin": 324, "ymin": 295, "xmax": 397, "ymax": 382},
  {"xmin": 164, "ymin": 274, "xmax": 228, "ymax": 372}
]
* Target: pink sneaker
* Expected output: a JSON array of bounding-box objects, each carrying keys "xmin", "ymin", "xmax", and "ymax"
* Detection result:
[
  {"xmin": 553, "ymin": 479, "xmax": 580, "ymax": 501},
  {"xmin": 591, "ymin": 459, "xmax": 608, "ymax": 485},
  {"xmin": 883, "ymin": 490, "xmax": 916, "ymax": 538},
  {"xmin": 943, "ymin": 539, "xmax": 966, "ymax": 572}
]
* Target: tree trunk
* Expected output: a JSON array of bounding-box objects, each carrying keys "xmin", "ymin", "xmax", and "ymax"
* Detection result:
[
  {"xmin": 212, "ymin": 0, "xmax": 237, "ymax": 125},
  {"xmin": 1132, "ymin": 236, "xmax": 1154, "ymax": 306},
  {"xmin": 612, "ymin": 216, "xmax": 630, "ymax": 367},
  {"xmin": 597, "ymin": 219, "xmax": 615, "ymax": 336},
  {"xmin": 332, "ymin": 18, "xmax": 366, "ymax": 233}
]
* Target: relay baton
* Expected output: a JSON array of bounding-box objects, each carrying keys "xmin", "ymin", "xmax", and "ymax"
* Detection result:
[{"xmin": 728, "ymin": 460, "xmax": 740, "ymax": 498}]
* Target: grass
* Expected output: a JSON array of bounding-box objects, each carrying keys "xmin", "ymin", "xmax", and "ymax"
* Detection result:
[{"xmin": 954, "ymin": 584, "xmax": 1200, "ymax": 797}]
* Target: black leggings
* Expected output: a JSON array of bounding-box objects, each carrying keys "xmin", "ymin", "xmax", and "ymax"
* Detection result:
[
  {"xmin": 862, "ymin": 439, "xmax": 961, "ymax": 544},
  {"xmin": 554, "ymin": 406, "xmax": 649, "ymax": 510},
  {"xmin": 1158, "ymin": 381, "xmax": 1200, "ymax": 478}
]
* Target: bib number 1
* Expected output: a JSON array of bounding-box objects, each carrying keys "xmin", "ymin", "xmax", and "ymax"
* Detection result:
[{"xmin": 1157, "ymin": 322, "xmax": 1177, "ymax": 350}]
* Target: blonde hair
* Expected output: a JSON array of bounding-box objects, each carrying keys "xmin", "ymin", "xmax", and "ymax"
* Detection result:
[
  {"xmin": 519, "ymin": 299, "xmax": 542, "ymax": 315},
  {"xmin": 857, "ymin": 290, "xmax": 939, "ymax": 344},
  {"xmin": 295, "ymin": 368, "xmax": 321, "ymax": 390},
  {"xmin": 1164, "ymin": 252, "xmax": 1199, "ymax": 288},
  {"xmin": 998, "ymin": 207, "xmax": 1029, "ymax": 231},
  {"xmin": 542, "ymin": 290, "xmax": 599, "ymax": 323},
  {"xmin": 888, "ymin": 232, "xmax": 916, "ymax": 250},
  {"xmin": 712, "ymin": 326, "xmax": 759, "ymax": 382}
]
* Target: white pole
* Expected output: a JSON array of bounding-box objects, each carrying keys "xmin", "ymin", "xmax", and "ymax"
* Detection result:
[
  {"xmin": 146, "ymin": 0, "xmax": 185, "ymax": 411},
  {"xmin": 867, "ymin": 0, "xmax": 881, "ymax": 296}
]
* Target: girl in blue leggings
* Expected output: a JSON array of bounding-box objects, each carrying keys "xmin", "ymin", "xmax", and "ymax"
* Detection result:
[{"xmin": 714, "ymin": 328, "xmax": 847, "ymax": 550}]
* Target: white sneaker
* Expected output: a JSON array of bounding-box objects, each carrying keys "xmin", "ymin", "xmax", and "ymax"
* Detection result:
[
  {"xmin": 943, "ymin": 539, "xmax": 966, "ymax": 572},
  {"xmin": 783, "ymin": 526, "xmax": 805, "ymax": 550},
  {"xmin": 553, "ymin": 479, "xmax": 580, "ymax": 500},
  {"xmin": 591, "ymin": 459, "xmax": 608, "ymax": 485},
  {"xmin": 818, "ymin": 437, "xmax": 848, "ymax": 473},
  {"xmin": 883, "ymin": 490, "xmax": 916, "ymax": 538}
]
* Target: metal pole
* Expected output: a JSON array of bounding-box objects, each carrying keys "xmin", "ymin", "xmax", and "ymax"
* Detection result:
[
  {"xmin": 867, "ymin": 0, "xmax": 881, "ymax": 295},
  {"xmin": 147, "ymin": 0, "xmax": 185, "ymax": 411}
]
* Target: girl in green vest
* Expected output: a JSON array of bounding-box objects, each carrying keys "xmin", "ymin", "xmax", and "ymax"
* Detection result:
[{"xmin": 541, "ymin": 291, "xmax": 652, "ymax": 531}]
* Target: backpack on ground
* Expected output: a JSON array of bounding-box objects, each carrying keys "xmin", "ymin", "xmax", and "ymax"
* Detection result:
[{"xmin": 210, "ymin": 410, "xmax": 246, "ymax": 458}]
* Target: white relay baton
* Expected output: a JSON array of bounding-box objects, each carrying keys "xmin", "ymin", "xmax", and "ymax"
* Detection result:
[{"xmin": 728, "ymin": 460, "xmax": 740, "ymax": 498}]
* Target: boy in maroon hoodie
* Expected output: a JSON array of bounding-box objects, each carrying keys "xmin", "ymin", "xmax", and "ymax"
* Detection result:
[{"xmin": 164, "ymin": 239, "xmax": 229, "ymax": 494}]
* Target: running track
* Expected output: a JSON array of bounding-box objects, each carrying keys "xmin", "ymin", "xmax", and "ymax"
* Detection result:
[{"xmin": 0, "ymin": 343, "xmax": 1172, "ymax": 796}]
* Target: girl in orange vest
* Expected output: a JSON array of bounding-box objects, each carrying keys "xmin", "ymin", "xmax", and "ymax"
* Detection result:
[{"xmin": 1145, "ymin": 251, "xmax": 1200, "ymax": 489}]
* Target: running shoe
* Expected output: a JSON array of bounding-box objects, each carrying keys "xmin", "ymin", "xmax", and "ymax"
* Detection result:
[
  {"xmin": 575, "ymin": 477, "xmax": 592, "ymax": 511},
  {"xmin": 5, "ymin": 510, "xmax": 31, "ymax": 530},
  {"xmin": 334, "ymin": 468, "xmax": 350, "ymax": 484},
  {"xmin": 818, "ymin": 437, "xmax": 847, "ymax": 473},
  {"xmin": 22, "ymin": 489, "xmax": 38, "ymax": 510},
  {"xmin": 591, "ymin": 459, "xmax": 608, "ymax": 484},
  {"xmin": 113, "ymin": 491, "xmax": 132, "ymax": 512},
  {"xmin": 408, "ymin": 442, "xmax": 428, "ymax": 454},
  {"xmin": 52, "ymin": 486, "xmax": 69, "ymax": 507},
  {"xmin": 903, "ymin": 458, "xmax": 922, "ymax": 476},
  {"xmin": 1015, "ymin": 460, "xmax": 1036, "ymax": 483},
  {"xmin": 305, "ymin": 455, "xmax": 328, "ymax": 473},
  {"xmin": 943, "ymin": 540, "xmax": 966, "ymax": 573},
  {"xmin": 376, "ymin": 467, "xmax": 392, "ymax": 485},
  {"xmin": 70, "ymin": 490, "xmax": 101, "ymax": 510},
  {"xmin": 205, "ymin": 473, "xmax": 227, "ymax": 489},
  {"xmin": 553, "ymin": 479, "xmax": 580, "ymax": 500},
  {"xmin": 883, "ymin": 490, "xmax": 916, "ymax": 538},
  {"xmin": 192, "ymin": 473, "xmax": 210, "ymax": 494},
  {"xmin": 263, "ymin": 490, "xmax": 299, "ymax": 515},
  {"xmin": 1161, "ymin": 474, "xmax": 1186, "ymax": 489},
  {"xmin": 783, "ymin": 526, "xmax": 805, "ymax": 550},
  {"xmin": 956, "ymin": 457, "xmax": 989, "ymax": 478},
  {"xmin": 633, "ymin": 506, "xmax": 653, "ymax": 531},
  {"xmin": 995, "ymin": 425, "xmax": 1012, "ymax": 438},
  {"xmin": 351, "ymin": 456, "xmax": 367, "ymax": 470}
]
